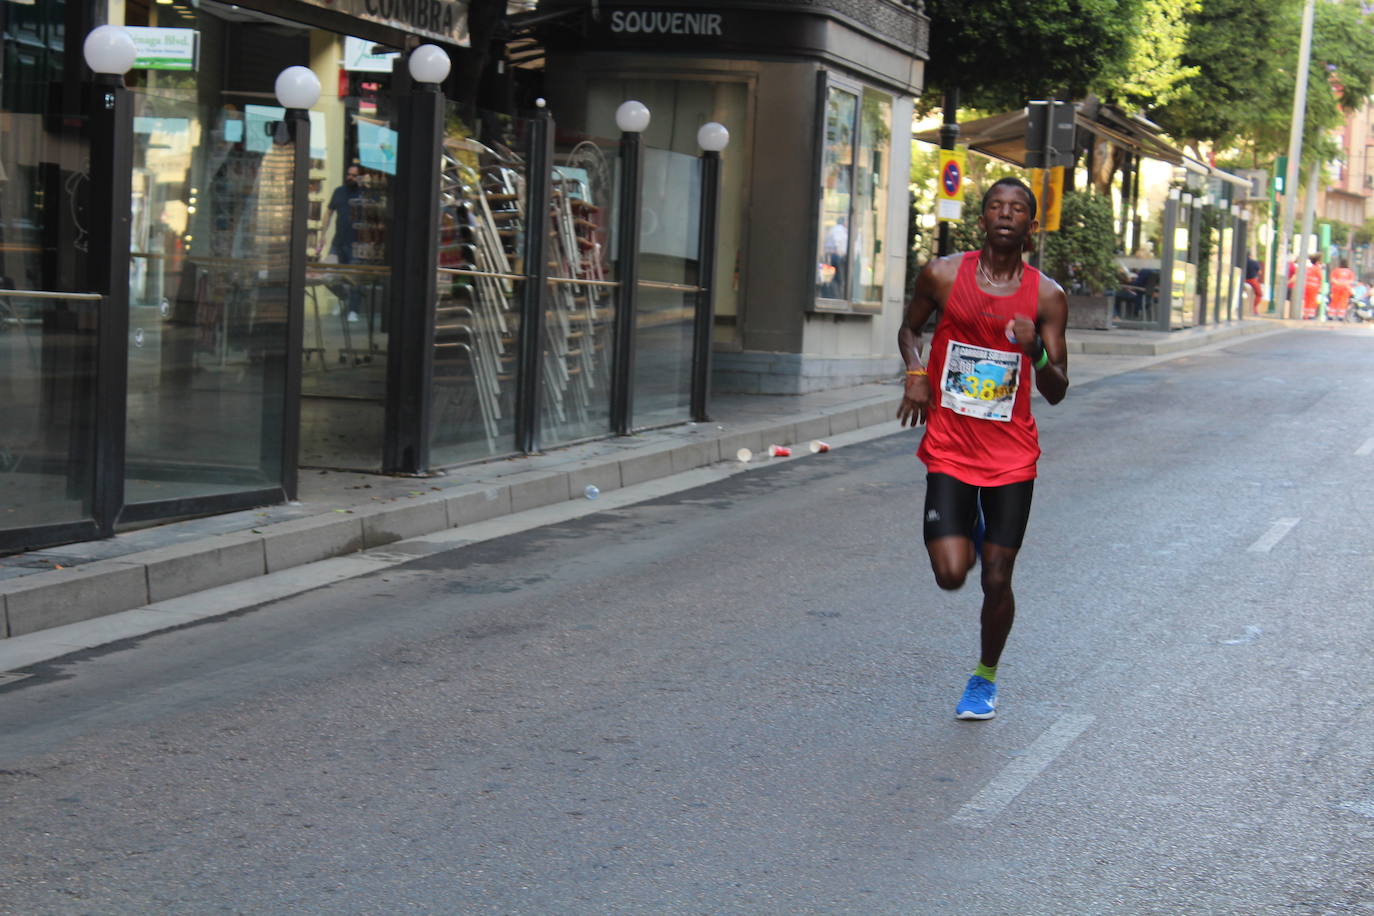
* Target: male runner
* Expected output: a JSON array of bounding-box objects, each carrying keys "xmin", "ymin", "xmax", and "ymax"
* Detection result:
[{"xmin": 896, "ymin": 177, "xmax": 1069, "ymax": 720}]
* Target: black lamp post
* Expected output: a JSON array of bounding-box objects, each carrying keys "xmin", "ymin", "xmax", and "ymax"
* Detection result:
[
  {"xmin": 82, "ymin": 25, "xmax": 136, "ymax": 536},
  {"xmin": 610, "ymin": 99, "xmax": 649, "ymax": 436},
  {"xmin": 691, "ymin": 121, "xmax": 729, "ymax": 423},
  {"xmin": 384, "ymin": 44, "xmax": 449, "ymax": 473},
  {"xmin": 273, "ymin": 65, "xmax": 321, "ymax": 496}
]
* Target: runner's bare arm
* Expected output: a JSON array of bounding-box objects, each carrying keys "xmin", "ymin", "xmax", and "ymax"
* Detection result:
[
  {"xmin": 1032, "ymin": 275, "xmax": 1069, "ymax": 404},
  {"xmin": 897, "ymin": 257, "xmax": 957, "ymax": 427}
]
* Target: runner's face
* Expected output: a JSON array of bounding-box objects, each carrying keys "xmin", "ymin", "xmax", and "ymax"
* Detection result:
[{"xmin": 980, "ymin": 185, "xmax": 1036, "ymax": 247}]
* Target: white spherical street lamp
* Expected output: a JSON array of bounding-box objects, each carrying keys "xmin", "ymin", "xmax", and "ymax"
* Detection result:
[
  {"xmin": 274, "ymin": 66, "xmax": 321, "ymax": 110},
  {"xmin": 696, "ymin": 122, "xmax": 730, "ymax": 153},
  {"xmin": 615, "ymin": 100, "xmax": 651, "ymax": 134},
  {"xmin": 408, "ymin": 44, "xmax": 451, "ymax": 85},
  {"xmin": 83, "ymin": 25, "xmax": 137, "ymax": 76}
]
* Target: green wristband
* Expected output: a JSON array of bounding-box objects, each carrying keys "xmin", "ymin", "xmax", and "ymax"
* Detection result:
[{"xmin": 1034, "ymin": 347, "xmax": 1050, "ymax": 370}]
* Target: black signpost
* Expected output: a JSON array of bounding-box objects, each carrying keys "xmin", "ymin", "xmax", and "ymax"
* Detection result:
[{"xmin": 1025, "ymin": 99, "xmax": 1075, "ymax": 267}]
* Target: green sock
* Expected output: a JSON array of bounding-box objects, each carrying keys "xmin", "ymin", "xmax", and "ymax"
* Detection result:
[{"xmin": 973, "ymin": 662, "xmax": 998, "ymax": 683}]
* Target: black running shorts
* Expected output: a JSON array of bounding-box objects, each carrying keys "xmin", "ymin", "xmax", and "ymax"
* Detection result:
[{"xmin": 922, "ymin": 472, "xmax": 1035, "ymax": 549}]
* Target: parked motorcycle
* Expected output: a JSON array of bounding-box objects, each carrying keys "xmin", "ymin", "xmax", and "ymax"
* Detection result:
[{"xmin": 1350, "ymin": 294, "xmax": 1374, "ymax": 322}]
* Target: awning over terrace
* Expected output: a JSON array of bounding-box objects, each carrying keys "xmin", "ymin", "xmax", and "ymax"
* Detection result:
[{"xmin": 914, "ymin": 102, "xmax": 1250, "ymax": 189}]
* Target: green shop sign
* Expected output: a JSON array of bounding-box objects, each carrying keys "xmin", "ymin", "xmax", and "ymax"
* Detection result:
[{"xmin": 126, "ymin": 27, "xmax": 199, "ymax": 71}]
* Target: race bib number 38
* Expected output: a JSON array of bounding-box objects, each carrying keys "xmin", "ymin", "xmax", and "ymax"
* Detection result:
[{"xmin": 939, "ymin": 339, "xmax": 1020, "ymax": 422}]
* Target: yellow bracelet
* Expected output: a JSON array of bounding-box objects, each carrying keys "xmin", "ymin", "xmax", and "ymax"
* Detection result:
[{"xmin": 905, "ymin": 368, "xmax": 928, "ymax": 376}]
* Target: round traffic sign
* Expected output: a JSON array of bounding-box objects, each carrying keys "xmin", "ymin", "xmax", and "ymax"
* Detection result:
[{"xmin": 942, "ymin": 159, "xmax": 962, "ymax": 196}]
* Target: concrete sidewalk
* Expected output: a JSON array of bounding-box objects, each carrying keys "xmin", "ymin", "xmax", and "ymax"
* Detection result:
[{"xmin": 0, "ymin": 318, "xmax": 1287, "ymax": 652}]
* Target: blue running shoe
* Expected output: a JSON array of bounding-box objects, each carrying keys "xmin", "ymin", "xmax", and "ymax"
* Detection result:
[{"xmin": 956, "ymin": 674, "xmax": 997, "ymax": 720}]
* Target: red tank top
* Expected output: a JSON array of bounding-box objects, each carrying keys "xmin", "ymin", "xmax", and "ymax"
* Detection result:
[{"xmin": 917, "ymin": 251, "xmax": 1041, "ymax": 486}]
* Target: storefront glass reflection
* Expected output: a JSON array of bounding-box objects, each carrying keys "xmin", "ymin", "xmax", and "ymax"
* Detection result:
[
  {"xmin": 0, "ymin": 294, "xmax": 99, "ymax": 530},
  {"xmin": 300, "ymin": 65, "xmax": 397, "ymax": 470},
  {"xmin": 127, "ymin": 89, "xmax": 292, "ymax": 503},
  {"xmin": 817, "ymin": 86, "xmax": 857, "ymax": 301},
  {"xmin": 540, "ymin": 131, "xmax": 619, "ymax": 447},
  {"xmin": 852, "ymin": 89, "xmax": 891, "ymax": 305},
  {"xmin": 429, "ymin": 107, "xmax": 525, "ymax": 466},
  {"xmin": 634, "ymin": 147, "xmax": 700, "ymax": 428}
]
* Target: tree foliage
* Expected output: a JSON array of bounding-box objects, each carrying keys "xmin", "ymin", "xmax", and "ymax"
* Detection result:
[
  {"xmin": 1151, "ymin": 0, "xmax": 1374, "ymax": 162},
  {"xmin": 920, "ymin": 0, "xmax": 1139, "ymax": 112},
  {"xmin": 1094, "ymin": 0, "xmax": 1201, "ymax": 109},
  {"xmin": 1042, "ymin": 192, "xmax": 1120, "ymax": 293}
]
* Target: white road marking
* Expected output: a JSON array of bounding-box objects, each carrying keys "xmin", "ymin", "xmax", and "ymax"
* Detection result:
[
  {"xmin": 1248, "ymin": 517, "xmax": 1300, "ymax": 553},
  {"xmin": 950, "ymin": 713, "xmax": 1095, "ymax": 827},
  {"xmin": 1356, "ymin": 438, "xmax": 1374, "ymax": 456}
]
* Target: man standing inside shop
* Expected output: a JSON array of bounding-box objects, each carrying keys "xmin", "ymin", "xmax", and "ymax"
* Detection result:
[
  {"xmin": 896, "ymin": 177, "xmax": 1070, "ymax": 720},
  {"xmin": 316, "ymin": 164, "xmax": 364, "ymax": 322}
]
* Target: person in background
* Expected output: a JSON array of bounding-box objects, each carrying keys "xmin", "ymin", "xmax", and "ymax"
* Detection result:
[
  {"xmin": 1289, "ymin": 254, "xmax": 1322, "ymax": 320},
  {"xmin": 1329, "ymin": 258, "xmax": 1355, "ymax": 321},
  {"xmin": 1244, "ymin": 252, "xmax": 1264, "ymax": 315},
  {"xmin": 1353, "ymin": 277, "xmax": 1369, "ymax": 311},
  {"xmin": 823, "ymin": 215, "xmax": 848, "ymax": 298},
  {"xmin": 316, "ymin": 164, "xmax": 363, "ymax": 322}
]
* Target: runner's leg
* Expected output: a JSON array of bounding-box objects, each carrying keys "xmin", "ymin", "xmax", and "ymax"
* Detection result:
[
  {"xmin": 976, "ymin": 479, "xmax": 1035, "ymax": 667},
  {"xmin": 922, "ymin": 473, "xmax": 979, "ymax": 590}
]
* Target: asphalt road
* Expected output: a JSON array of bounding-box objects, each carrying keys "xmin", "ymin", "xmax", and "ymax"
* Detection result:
[{"xmin": 3, "ymin": 328, "xmax": 1374, "ymax": 915}]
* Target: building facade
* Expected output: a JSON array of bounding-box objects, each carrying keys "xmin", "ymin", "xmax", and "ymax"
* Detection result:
[
  {"xmin": 0, "ymin": 0, "xmax": 928, "ymax": 554},
  {"xmin": 535, "ymin": 0, "xmax": 927, "ymax": 393}
]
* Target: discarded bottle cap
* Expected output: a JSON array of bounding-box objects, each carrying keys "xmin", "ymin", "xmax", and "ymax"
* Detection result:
[
  {"xmin": 583, "ymin": 484, "xmax": 600, "ymax": 499},
  {"xmin": 809, "ymin": 440, "xmax": 830, "ymax": 453},
  {"xmin": 768, "ymin": 444, "xmax": 791, "ymax": 458},
  {"xmin": 736, "ymin": 447, "xmax": 753, "ymax": 463}
]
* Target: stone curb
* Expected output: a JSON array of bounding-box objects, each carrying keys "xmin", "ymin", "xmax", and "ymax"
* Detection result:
[
  {"xmin": 1068, "ymin": 320, "xmax": 1275, "ymax": 356},
  {"xmin": 0, "ymin": 395, "xmax": 894, "ymax": 641}
]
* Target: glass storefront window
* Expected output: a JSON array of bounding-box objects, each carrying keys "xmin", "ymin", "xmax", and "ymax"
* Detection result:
[
  {"xmin": 587, "ymin": 78, "xmax": 748, "ymax": 348},
  {"xmin": 585, "ymin": 78, "xmax": 749, "ymax": 426},
  {"xmin": 428, "ymin": 107, "xmax": 526, "ymax": 466},
  {"xmin": 127, "ymin": 86, "xmax": 294, "ymax": 503},
  {"xmin": 634, "ymin": 147, "xmax": 700, "ymax": 428},
  {"xmin": 852, "ymin": 89, "xmax": 891, "ymax": 305},
  {"xmin": 1, "ymin": 1, "xmax": 100, "ymax": 544},
  {"xmin": 0, "ymin": 294, "xmax": 100, "ymax": 531},
  {"xmin": 540, "ymin": 131, "xmax": 619, "ymax": 446},
  {"xmin": 817, "ymin": 86, "xmax": 857, "ymax": 301},
  {"xmin": 816, "ymin": 81, "xmax": 893, "ymax": 310},
  {"xmin": 122, "ymin": 0, "xmax": 317, "ymax": 503},
  {"xmin": 301, "ymin": 64, "xmax": 398, "ymax": 471}
]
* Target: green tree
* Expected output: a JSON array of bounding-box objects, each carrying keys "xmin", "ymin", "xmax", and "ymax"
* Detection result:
[
  {"xmin": 1095, "ymin": 0, "xmax": 1201, "ymax": 109},
  {"xmin": 920, "ymin": 0, "xmax": 1140, "ymax": 112},
  {"xmin": 1042, "ymin": 192, "xmax": 1120, "ymax": 293},
  {"xmin": 1152, "ymin": 0, "xmax": 1374, "ymax": 164}
]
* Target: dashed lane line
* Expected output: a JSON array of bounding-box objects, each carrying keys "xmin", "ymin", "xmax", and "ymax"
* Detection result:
[
  {"xmin": 950, "ymin": 713, "xmax": 1095, "ymax": 828},
  {"xmin": 1248, "ymin": 517, "xmax": 1300, "ymax": 553}
]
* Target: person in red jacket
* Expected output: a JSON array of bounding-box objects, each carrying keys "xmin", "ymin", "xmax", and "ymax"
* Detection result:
[
  {"xmin": 897, "ymin": 178, "xmax": 1069, "ymax": 720},
  {"xmin": 1329, "ymin": 259, "xmax": 1355, "ymax": 321},
  {"xmin": 1289, "ymin": 254, "xmax": 1323, "ymax": 319}
]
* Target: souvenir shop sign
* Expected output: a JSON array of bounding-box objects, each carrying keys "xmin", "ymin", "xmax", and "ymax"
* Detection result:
[{"xmin": 296, "ymin": 0, "xmax": 469, "ymax": 47}]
